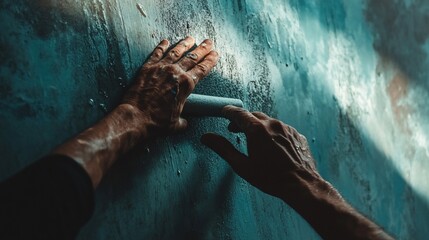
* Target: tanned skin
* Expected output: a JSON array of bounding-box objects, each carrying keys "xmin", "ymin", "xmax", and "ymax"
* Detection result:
[
  {"xmin": 54, "ymin": 36, "xmax": 219, "ymax": 187},
  {"xmin": 202, "ymin": 107, "xmax": 394, "ymax": 240},
  {"xmin": 54, "ymin": 36, "xmax": 393, "ymax": 239}
]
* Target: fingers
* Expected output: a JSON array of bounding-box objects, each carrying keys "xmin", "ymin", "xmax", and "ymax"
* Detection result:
[
  {"xmin": 187, "ymin": 51, "xmax": 219, "ymax": 85},
  {"xmin": 147, "ymin": 39, "xmax": 170, "ymax": 64},
  {"xmin": 227, "ymin": 110, "xmax": 270, "ymax": 133},
  {"xmin": 201, "ymin": 133, "xmax": 248, "ymax": 174},
  {"xmin": 252, "ymin": 111, "xmax": 270, "ymax": 120},
  {"xmin": 162, "ymin": 36, "xmax": 196, "ymax": 63},
  {"xmin": 222, "ymin": 105, "xmax": 259, "ymax": 133},
  {"xmin": 228, "ymin": 122, "xmax": 242, "ymax": 133},
  {"xmin": 177, "ymin": 39, "xmax": 214, "ymax": 71}
]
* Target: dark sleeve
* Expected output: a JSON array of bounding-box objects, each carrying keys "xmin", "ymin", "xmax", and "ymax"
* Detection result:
[{"xmin": 0, "ymin": 155, "xmax": 94, "ymax": 240}]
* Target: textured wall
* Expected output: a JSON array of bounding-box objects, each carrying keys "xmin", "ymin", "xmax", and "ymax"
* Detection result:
[{"xmin": 1, "ymin": 0, "xmax": 428, "ymax": 239}]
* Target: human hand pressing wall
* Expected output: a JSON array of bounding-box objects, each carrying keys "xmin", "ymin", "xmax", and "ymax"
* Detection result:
[
  {"xmin": 123, "ymin": 37, "xmax": 219, "ymax": 134},
  {"xmin": 54, "ymin": 36, "xmax": 219, "ymax": 187}
]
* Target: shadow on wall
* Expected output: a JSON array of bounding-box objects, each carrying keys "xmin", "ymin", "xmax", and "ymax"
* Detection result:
[
  {"xmin": 1, "ymin": 0, "xmax": 429, "ymax": 239},
  {"xmin": 77, "ymin": 73, "xmax": 246, "ymax": 239},
  {"xmin": 287, "ymin": 0, "xmax": 429, "ymax": 92},
  {"xmin": 365, "ymin": 0, "xmax": 429, "ymax": 91},
  {"xmin": 87, "ymin": 143, "xmax": 237, "ymax": 240},
  {"xmin": 281, "ymin": 43, "xmax": 429, "ymax": 238},
  {"xmin": 364, "ymin": 0, "xmax": 429, "ymax": 133},
  {"xmin": 333, "ymin": 111, "xmax": 429, "ymax": 239}
]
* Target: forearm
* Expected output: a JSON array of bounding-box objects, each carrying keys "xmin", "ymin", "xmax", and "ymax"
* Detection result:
[
  {"xmin": 53, "ymin": 104, "xmax": 149, "ymax": 188},
  {"xmin": 286, "ymin": 174, "xmax": 393, "ymax": 240}
]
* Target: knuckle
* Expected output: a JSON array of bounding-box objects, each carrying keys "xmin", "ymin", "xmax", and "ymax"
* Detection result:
[
  {"xmin": 164, "ymin": 64, "xmax": 175, "ymax": 73},
  {"xmin": 170, "ymin": 49, "xmax": 180, "ymax": 58},
  {"xmin": 252, "ymin": 111, "xmax": 266, "ymax": 117},
  {"xmin": 183, "ymin": 56, "xmax": 198, "ymax": 66},
  {"xmin": 172, "ymin": 64, "xmax": 184, "ymax": 73},
  {"xmin": 152, "ymin": 51, "xmax": 163, "ymax": 59},
  {"xmin": 156, "ymin": 45, "xmax": 166, "ymax": 51},
  {"xmin": 164, "ymin": 64, "xmax": 182, "ymax": 74},
  {"xmin": 181, "ymin": 78, "xmax": 195, "ymax": 92},
  {"xmin": 270, "ymin": 119, "xmax": 284, "ymax": 129},
  {"xmin": 178, "ymin": 72, "xmax": 189, "ymax": 79},
  {"xmin": 288, "ymin": 126, "xmax": 298, "ymax": 134},
  {"xmin": 249, "ymin": 121, "xmax": 265, "ymax": 131},
  {"xmin": 196, "ymin": 63, "xmax": 209, "ymax": 74},
  {"xmin": 140, "ymin": 64, "xmax": 156, "ymax": 73},
  {"xmin": 178, "ymin": 73, "xmax": 191, "ymax": 84},
  {"xmin": 226, "ymin": 107, "xmax": 243, "ymax": 117}
]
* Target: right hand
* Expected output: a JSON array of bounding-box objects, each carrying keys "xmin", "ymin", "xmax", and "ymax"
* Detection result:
[
  {"xmin": 203, "ymin": 106, "xmax": 394, "ymax": 240},
  {"xmin": 201, "ymin": 105, "xmax": 322, "ymax": 202}
]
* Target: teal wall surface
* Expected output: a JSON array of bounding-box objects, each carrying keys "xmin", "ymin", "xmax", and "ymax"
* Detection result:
[{"xmin": 1, "ymin": 0, "xmax": 429, "ymax": 239}]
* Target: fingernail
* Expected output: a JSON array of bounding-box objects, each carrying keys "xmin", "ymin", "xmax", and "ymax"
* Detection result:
[
  {"xmin": 203, "ymin": 39, "xmax": 213, "ymax": 45},
  {"xmin": 221, "ymin": 105, "xmax": 232, "ymax": 114},
  {"xmin": 212, "ymin": 50, "xmax": 220, "ymax": 57}
]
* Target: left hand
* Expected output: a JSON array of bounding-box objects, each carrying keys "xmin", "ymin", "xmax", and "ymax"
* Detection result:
[{"xmin": 122, "ymin": 36, "xmax": 219, "ymax": 135}]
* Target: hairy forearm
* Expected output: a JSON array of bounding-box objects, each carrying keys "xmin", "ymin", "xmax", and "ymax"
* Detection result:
[
  {"xmin": 286, "ymin": 174, "xmax": 393, "ymax": 240},
  {"xmin": 53, "ymin": 104, "xmax": 149, "ymax": 188}
]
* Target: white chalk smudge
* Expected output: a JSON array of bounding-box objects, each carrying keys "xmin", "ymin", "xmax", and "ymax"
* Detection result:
[{"xmin": 136, "ymin": 3, "xmax": 147, "ymax": 17}]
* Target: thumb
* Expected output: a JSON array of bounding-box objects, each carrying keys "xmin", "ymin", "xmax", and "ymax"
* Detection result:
[
  {"xmin": 170, "ymin": 117, "xmax": 188, "ymax": 133},
  {"xmin": 201, "ymin": 133, "xmax": 248, "ymax": 173}
]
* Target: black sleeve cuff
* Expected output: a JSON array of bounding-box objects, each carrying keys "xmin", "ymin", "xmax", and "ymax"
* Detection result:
[{"xmin": 0, "ymin": 154, "xmax": 95, "ymax": 239}]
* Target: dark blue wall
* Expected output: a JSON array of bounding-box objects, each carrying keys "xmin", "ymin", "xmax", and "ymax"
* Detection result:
[{"xmin": 1, "ymin": 0, "xmax": 428, "ymax": 239}]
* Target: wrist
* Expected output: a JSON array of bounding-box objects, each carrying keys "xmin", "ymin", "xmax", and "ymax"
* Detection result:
[
  {"xmin": 282, "ymin": 173, "xmax": 391, "ymax": 240},
  {"xmin": 114, "ymin": 104, "xmax": 152, "ymax": 139},
  {"xmin": 282, "ymin": 172, "xmax": 343, "ymax": 210}
]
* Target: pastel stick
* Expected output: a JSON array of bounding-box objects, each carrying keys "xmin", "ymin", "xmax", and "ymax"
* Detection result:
[{"xmin": 183, "ymin": 94, "xmax": 244, "ymax": 117}]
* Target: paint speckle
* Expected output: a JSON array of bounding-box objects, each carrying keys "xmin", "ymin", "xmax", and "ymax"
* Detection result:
[
  {"xmin": 136, "ymin": 3, "xmax": 147, "ymax": 17},
  {"xmin": 99, "ymin": 103, "xmax": 107, "ymax": 112},
  {"xmin": 99, "ymin": 90, "xmax": 109, "ymax": 99}
]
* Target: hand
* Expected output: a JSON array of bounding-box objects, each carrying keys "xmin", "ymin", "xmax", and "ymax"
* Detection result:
[
  {"xmin": 54, "ymin": 37, "xmax": 219, "ymax": 187},
  {"xmin": 204, "ymin": 106, "xmax": 394, "ymax": 240},
  {"xmin": 201, "ymin": 105, "xmax": 322, "ymax": 202},
  {"xmin": 122, "ymin": 36, "xmax": 219, "ymax": 135}
]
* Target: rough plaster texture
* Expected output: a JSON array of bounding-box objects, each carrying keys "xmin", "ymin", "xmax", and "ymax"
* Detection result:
[{"xmin": 1, "ymin": 0, "xmax": 429, "ymax": 239}]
